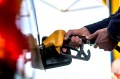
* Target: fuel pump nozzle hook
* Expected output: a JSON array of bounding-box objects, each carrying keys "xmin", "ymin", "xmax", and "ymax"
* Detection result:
[{"xmin": 61, "ymin": 36, "xmax": 91, "ymax": 61}]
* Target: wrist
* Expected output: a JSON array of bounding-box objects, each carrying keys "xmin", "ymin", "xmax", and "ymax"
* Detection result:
[{"xmin": 81, "ymin": 27, "xmax": 91, "ymax": 36}]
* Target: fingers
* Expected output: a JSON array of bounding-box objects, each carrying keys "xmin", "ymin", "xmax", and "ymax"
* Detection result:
[
  {"xmin": 112, "ymin": 59, "xmax": 120, "ymax": 74},
  {"xmin": 86, "ymin": 31, "xmax": 99, "ymax": 48},
  {"xmin": 94, "ymin": 43, "xmax": 98, "ymax": 48},
  {"xmin": 98, "ymin": 43, "xmax": 113, "ymax": 51},
  {"xmin": 64, "ymin": 30, "xmax": 73, "ymax": 40},
  {"xmin": 86, "ymin": 30, "xmax": 99, "ymax": 40},
  {"xmin": 70, "ymin": 36, "xmax": 82, "ymax": 48},
  {"xmin": 62, "ymin": 36, "xmax": 81, "ymax": 53},
  {"xmin": 62, "ymin": 48, "xmax": 67, "ymax": 53}
]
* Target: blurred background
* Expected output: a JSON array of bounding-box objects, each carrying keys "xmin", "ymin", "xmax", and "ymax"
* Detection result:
[{"xmin": 15, "ymin": 0, "xmax": 116, "ymax": 79}]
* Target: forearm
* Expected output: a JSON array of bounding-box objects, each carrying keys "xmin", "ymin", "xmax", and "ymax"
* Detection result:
[
  {"xmin": 107, "ymin": 13, "xmax": 120, "ymax": 41},
  {"xmin": 85, "ymin": 18, "xmax": 110, "ymax": 34}
]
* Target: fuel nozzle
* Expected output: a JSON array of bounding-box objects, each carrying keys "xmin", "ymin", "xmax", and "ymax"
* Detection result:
[
  {"xmin": 61, "ymin": 36, "xmax": 91, "ymax": 61},
  {"xmin": 41, "ymin": 30, "xmax": 66, "ymax": 54},
  {"xmin": 40, "ymin": 30, "xmax": 91, "ymax": 61}
]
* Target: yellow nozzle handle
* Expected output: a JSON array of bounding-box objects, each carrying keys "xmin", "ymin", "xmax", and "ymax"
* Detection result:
[{"xmin": 42, "ymin": 30, "xmax": 66, "ymax": 54}]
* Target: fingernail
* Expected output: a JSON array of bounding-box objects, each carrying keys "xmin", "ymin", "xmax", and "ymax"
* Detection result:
[
  {"xmin": 79, "ymin": 41, "xmax": 82, "ymax": 44},
  {"xmin": 64, "ymin": 36, "xmax": 69, "ymax": 40},
  {"xmin": 86, "ymin": 36, "xmax": 89, "ymax": 39},
  {"xmin": 64, "ymin": 37, "xmax": 67, "ymax": 40},
  {"xmin": 94, "ymin": 44, "xmax": 98, "ymax": 48}
]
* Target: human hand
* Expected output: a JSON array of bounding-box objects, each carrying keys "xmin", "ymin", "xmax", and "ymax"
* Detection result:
[
  {"xmin": 64, "ymin": 27, "xmax": 91, "ymax": 48},
  {"xmin": 111, "ymin": 59, "xmax": 120, "ymax": 79},
  {"xmin": 112, "ymin": 59, "xmax": 120, "ymax": 74},
  {"xmin": 86, "ymin": 28, "xmax": 117, "ymax": 51}
]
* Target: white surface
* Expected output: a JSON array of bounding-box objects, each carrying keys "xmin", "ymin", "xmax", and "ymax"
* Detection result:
[
  {"xmin": 34, "ymin": 0, "xmax": 109, "ymax": 42},
  {"xmin": 24, "ymin": 45, "xmax": 112, "ymax": 79},
  {"xmin": 19, "ymin": 0, "xmax": 112, "ymax": 79}
]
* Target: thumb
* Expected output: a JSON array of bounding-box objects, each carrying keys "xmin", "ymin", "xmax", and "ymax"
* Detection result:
[
  {"xmin": 64, "ymin": 31, "xmax": 72, "ymax": 40},
  {"xmin": 86, "ymin": 31, "xmax": 99, "ymax": 40}
]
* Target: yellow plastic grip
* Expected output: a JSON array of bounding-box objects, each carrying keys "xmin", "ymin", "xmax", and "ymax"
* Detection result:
[{"xmin": 42, "ymin": 30, "xmax": 66, "ymax": 54}]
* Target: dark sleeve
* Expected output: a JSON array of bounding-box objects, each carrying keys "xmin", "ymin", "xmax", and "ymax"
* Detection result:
[
  {"xmin": 85, "ymin": 8, "xmax": 120, "ymax": 34},
  {"xmin": 107, "ymin": 9, "xmax": 120, "ymax": 41}
]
